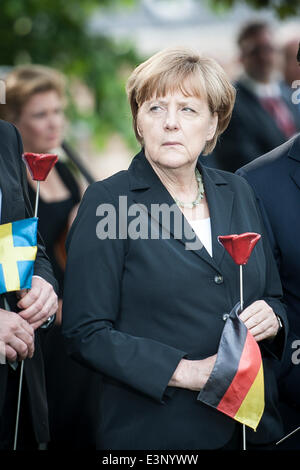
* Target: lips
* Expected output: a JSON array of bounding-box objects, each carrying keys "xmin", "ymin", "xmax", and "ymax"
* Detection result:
[{"xmin": 162, "ymin": 142, "xmax": 182, "ymax": 146}]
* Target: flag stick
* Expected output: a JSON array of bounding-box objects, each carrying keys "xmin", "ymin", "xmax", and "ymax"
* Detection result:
[
  {"xmin": 239, "ymin": 264, "xmax": 246, "ymax": 451},
  {"xmin": 239, "ymin": 265, "xmax": 244, "ymax": 311},
  {"xmin": 276, "ymin": 426, "xmax": 300, "ymax": 446},
  {"xmin": 13, "ymin": 361, "xmax": 24, "ymax": 450},
  {"xmin": 34, "ymin": 181, "xmax": 40, "ymax": 218},
  {"xmin": 14, "ymin": 180, "xmax": 40, "ymax": 450}
]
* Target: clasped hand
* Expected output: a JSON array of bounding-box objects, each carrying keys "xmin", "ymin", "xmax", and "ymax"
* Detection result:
[
  {"xmin": 169, "ymin": 300, "xmax": 280, "ymax": 392},
  {"xmin": 239, "ymin": 300, "xmax": 280, "ymax": 342},
  {"xmin": 0, "ymin": 277, "xmax": 57, "ymax": 362}
]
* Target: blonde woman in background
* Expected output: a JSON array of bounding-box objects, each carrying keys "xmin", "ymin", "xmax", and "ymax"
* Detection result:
[{"xmin": 0, "ymin": 65, "xmax": 101, "ymax": 450}]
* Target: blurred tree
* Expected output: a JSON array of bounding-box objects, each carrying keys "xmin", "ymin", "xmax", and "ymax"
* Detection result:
[
  {"xmin": 207, "ymin": 0, "xmax": 300, "ymax": 18},
  {"xmin": 0, "ymin": 0, "xmax": 140, "ymax": 150}
]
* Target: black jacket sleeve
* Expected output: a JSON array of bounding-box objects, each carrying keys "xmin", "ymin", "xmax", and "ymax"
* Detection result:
[{"xmin": 237, "ymin": 172, "xmax": 288, "ymax": 361}]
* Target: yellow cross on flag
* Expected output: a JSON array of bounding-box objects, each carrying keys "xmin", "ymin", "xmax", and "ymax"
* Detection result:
[{"xmin": 0, "ymin": 218, "xmax": 38, "ymax": 293}]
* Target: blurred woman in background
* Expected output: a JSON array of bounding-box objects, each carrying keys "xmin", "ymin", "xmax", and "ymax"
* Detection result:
[{"xmin": 0, "ymin": 64, "xmax": 101, "ymax": 449}]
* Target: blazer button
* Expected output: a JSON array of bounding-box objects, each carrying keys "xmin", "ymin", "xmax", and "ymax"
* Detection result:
[
  {"xmin": 214, "ymin": 274, "xmax": 223, "ymax": 284},
  {"xmin": 223, "ymin": 313, "xmax": 229, "ymax": 321}
]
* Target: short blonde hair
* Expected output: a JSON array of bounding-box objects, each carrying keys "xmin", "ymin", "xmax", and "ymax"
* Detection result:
[
  {"xmin": 0, "ymin": 64, "xmax": 66, "ymax": 123},
  {"xmin": 126, "ymin": 48, "xmax": 236, "ymax": 155}
]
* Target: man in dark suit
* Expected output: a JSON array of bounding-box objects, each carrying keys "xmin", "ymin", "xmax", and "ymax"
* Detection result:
[
  {"xmin": 212, "ymin": 20, "xmax": 300, "ymax": 173},
  {"xmin": 281, "ymin": 37, "xmax": 300, "ymax": 122},
  {"xmin": 237, "ymin": 131, "xmax": 300, "ymax": 449},
  {"xmin": 0, "ymin": 119, "xmax": 58, "ymax": 449}
]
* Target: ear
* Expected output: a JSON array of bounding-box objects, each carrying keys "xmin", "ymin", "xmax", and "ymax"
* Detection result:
[
  {"xmin": 206, "ymin": 112, "xmax": 218, "ymax": 141},
  {"xmin": 136, "ymin": 115, "xmax": 143, "ymax": 139},
  {"xmin": 137, "ymin": 125, "xmax": 143, "ymax": 139}
]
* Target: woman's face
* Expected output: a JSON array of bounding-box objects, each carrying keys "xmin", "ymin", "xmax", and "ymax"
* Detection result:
[
  {"xmin": 16, "ymin": 90, "xmax": 65, "ymax": 153},
  {"xmin": 137, "ymin": 90, "xmax": 218, "ymax": 171}
]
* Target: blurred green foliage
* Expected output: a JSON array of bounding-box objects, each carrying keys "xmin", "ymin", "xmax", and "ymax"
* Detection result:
[
  {"xmin": 0, "ymin": 0, "xmax": 141, "ymax": 151},
  {"xmin": 208, "ymin": 0, "xmax": 300, "ymax": 18},
  {"xmin": 2, "ymin": 0, "xmax": 296, "ymax": 155}
]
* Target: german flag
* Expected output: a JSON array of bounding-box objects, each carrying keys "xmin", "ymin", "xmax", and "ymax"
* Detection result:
[{"xmin": 198, "ymin": 303, "xmax": 264, "ymax": 431}]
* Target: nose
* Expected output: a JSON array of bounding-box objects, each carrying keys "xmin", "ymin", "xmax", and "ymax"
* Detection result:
[
  {"xmin": 48, "ymin": 112, "xmax": 63, "ymax": 130},
  {"xmin": 163, "ymin": 108, "xmax": 179, "ymax": 131}
]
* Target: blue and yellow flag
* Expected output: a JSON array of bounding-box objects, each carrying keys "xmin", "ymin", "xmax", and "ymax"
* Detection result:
[{"xmin": 0, "ymin": 218, "xmax": 38, "ymax": 294}]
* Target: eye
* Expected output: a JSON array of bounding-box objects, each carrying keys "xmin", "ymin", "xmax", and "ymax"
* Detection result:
[
  {"xmin": 149, "ymin": 105, "xmax": 163, "ymax": 112},
  {"xmin": 32, "ymin": 112, "xmax": 47, "ymax": 119},
  {"xmin": 182, "ymin": 107, "xmax": 195, "ymax": 113}
]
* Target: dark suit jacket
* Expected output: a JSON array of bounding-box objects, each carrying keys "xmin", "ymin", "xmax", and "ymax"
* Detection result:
[
  {"xmin": 212, "ymin": 80, "xmax": 300, "ymax": 173},
  {"xmin": 62, "ymin": 149, "xmax": 287, "ymax": 450},
  {"xmin": 237, "ymin": 134, "xmax": 300, "ymax": 408},
  {"xmin": 0, "ymin": 120, "xmax": 57, "ymax": 443}
]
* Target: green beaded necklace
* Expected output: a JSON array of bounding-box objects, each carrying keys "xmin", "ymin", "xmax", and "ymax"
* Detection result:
[{"xmin": 174, "ymin": 168, "xmax": 204, "ymax": 209}]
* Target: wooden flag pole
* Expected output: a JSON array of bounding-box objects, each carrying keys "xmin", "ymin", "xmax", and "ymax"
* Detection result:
[{"xmin": 240, "ymin": 264, "xmax": 246, "ymax": 451}]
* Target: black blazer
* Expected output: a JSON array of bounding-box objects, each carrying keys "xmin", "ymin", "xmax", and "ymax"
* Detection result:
[
  {"xmin": 212, "ymin": 81, "xmax": 300, "ymax": 173},
  {"xmin": 62, "ymin": 149, "xmax": 287, "ymax": 450},
  {"xmin": 0, "ymin": 120, "xmax": 57, "ymax": 443},
  {"xmin": 237, "ymin": 134, "xmax": 300, "ymax": 408}
]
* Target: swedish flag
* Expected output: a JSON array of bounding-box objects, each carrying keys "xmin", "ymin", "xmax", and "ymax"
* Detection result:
[{"xmin": 0, "ymin": 218, "xmax": 38, "ymax": 294}]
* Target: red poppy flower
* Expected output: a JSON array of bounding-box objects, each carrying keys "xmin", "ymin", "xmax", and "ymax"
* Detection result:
[
  {"xmin": 22, "ymin": 153, "xmax": 58, "ymax": 181},
  {"xmin": 218, "ymin": 232, "xmax": 261, "ymax": 265}
]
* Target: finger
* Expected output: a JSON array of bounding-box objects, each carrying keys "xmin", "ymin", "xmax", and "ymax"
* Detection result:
[
  {"xmin": 13, "ymin": 321, "xmax": 35, "ymax": 358},
  {"xmin": 25, "ymin": 297, "xmax": 57, "ymax": 330},
  {"xmin": 20, "ymin": 296, "xmax": 57, "ymax": 326},
  {"xmin": 239, "ymin": 300, "xmax": 267, "ymax": 323},
  {"xmin": 17, "ymin": 286, "xmax": 43, "ymax": 311},
  {"xmin": 252, "ymin": 321, "xmax": 278, "ymax": 341},
  {"xmin": 31, "ymin": 319, "xmax": 45, "ymax": 330},
  {"xmin": 7, "ymin": 337, "xmax": 31, "ymax": 361},
  {"xmin": 239, "ymin": 305, "xmax": 260, "ymax": 323},
  {"xmin": 252, "ymin": 326, "xmax": 277, "ymax": 343},
  {"xmin": 27, "ymin": 339, "xmax": 35, "ymax": 358},
  {"xmin": 16, "ymin": 289, "xmax": 29, "ymax": 300},
  {"xmin": 239, "ymin": 307, "xmax": 259, "ymax": 324},
  {"xmin": 247, "ymin": 317, "xmax": 271, "ymax": 337},
  {"xmin": 242, "ymin": 310, "xmax": 270, "ymax": 331},
  {"xmin": 30, "ymin": 305, "xmax": 57, "ymax": 330},
  {"xmin": 17, "ymin": 280, "xmax": 48, "ymax": 310},
  {"xmin": 3, "ymin": 312, "xmax": 35, "ymax": 339},
  {"xmin": 18, "ymin": 287, "xmax": 50, "ymax": 320},
  {"xmin": 240, "ymin": 304, "xmax": 271, "ymax": 326},
  {"xmin": 15, "ymin": 325, "xmax": 35, "ymax": 349},
  {"xmin": 18, "ymin": 318, "xmax": 35, "ymax": 337},
  {"xmin": 5, "ymin": 345, "xmax": 17, "ymax": 362}
]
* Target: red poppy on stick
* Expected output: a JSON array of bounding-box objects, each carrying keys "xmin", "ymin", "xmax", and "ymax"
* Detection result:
[
  {"xmin": 22, "ymin": 153, "xmax": 58, "ymax": 181},
  {"xmin": 218, "ymin": 232, "xmax": 261, "ymax": 265}
]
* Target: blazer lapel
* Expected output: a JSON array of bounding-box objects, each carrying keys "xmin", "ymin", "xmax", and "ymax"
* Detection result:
[
  {"xmin": 290, "ymin": 165, "xmax": 300, "ymax": 192},
  {"xmin": 0, "ymin": 153, "xmax": 8, "ymax": 224},
  {"xmin": 128, "ymin": 150, "xmax": 234, "ymax": 271},
  {"xmin": 200, "ymin": 164, "xmax": 234, "ymax": 267},
  {"xmin": 287, "ymin": 135, "xmax": 300, "ymax": 192}
]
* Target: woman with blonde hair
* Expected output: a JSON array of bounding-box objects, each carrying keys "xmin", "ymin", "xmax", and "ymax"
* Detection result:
[
  {"xmin": 0, "ymin": 64, "xmax": 100, "ymax": 449},
  {"xmin": 62, "ymin": 48, "xmax": 287, "ymax": 450}
]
